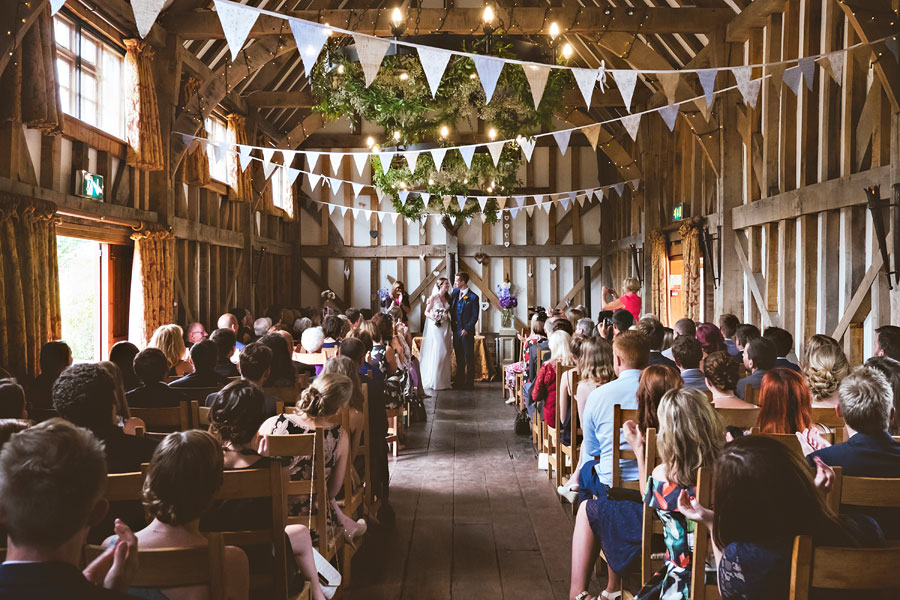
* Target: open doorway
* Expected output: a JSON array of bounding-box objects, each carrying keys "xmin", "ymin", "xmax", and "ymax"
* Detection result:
[
  {"xmin": 57, "ymin": 236, "xmax": 102, "ymax": 362},
  {"xmin": 668, "ymin": 257, "xmax": 684, "ymax": 324}
]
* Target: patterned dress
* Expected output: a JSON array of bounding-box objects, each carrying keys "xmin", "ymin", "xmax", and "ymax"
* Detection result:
[{"xmin": 636, "ymin": 476, "xmax": 695, "ymax": 600}]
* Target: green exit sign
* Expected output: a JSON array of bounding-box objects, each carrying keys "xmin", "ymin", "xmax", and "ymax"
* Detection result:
[
  {"xmin": 673, "ymin": 203, "xmax": 684, "ymax": 221},
  {"xmin": 76, "ymin": 170, "xmax": 104, "ymax": 200}
]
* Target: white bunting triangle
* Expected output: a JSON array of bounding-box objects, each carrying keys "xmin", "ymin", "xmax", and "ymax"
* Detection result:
[
  {"xmin": 466, "ymin": 216, "xmax": 473, "ymax": 225},
  {"xmin": 352, "ymin": 208, "xmax": 360, "ymax": 219},
  {"xmin": 328, "ymin": 178, "xmax": 342, "ymax": 195},
  {"xmin": 543, "ymin": 201, "xmax": 551, "ymax": 213},
  {"xmin": 328, "ymin": 203, "xmax": 337, "ymax": 215},
  {"xmin": 390, "ymin": 212, "xmax": 399, "ymax": 224},
  {"xmin": 659, "ymin": 104, "xmax": 679, "ymax": 131},
  {"xmin": 657, "ymin": 72, "xmax": 680, "ymax": 105},
  {"xmin": 697, "ymin": 69, "xmax": 718, "ymax": 109},
  {"xmin": 214, "ymin": 0, "xmax": 259, "ymax": 61},
  {"xmin": 516, "ymin": 136, "xmax": 535, "ymax": 162},
  {"xmin": 526, "ymin": 205, "xmax": 535, "ymax": 217},
  {"xmin": 782, "ymin": 65, "xmax": 803, "ymax": 95},
  {"xmin": 262, "ymin": 161, "xmax": 277, "ymax": 180},
  {"xmin": 510, "ymin": 207, "xmax": 519, "ymax": 219},
  {"xmin": 473, "ymin": 55, "xmax": 505, "ymax": 103},
  {"xmin": 613, "ymin": 182, "xmax": 625, "ymax": 197},
  {"xmin": 458, "ymin": 146, "xmax": 476, "ymax": 169},
  {"xmin": 553, "ymin": 130, "xmax": 571, "ymax": 156},
  {"xmin": 534, "ymin": 194, "xmax": 544, "ymax": 206},
  {"xmin": 329, "ymin": 152, "xmax": 344, "ymax": 174},
  {"xmin": 307, "ymin": 173, "xmax": 321, "ymax": 190},
  {"xmin": 404, "ymin": 151, "xmax": 420, "ymax": 172},
  {"xmin": 261, "ymin": 148, "xmax": 277, "ymax": 179},
  {"xmin": 514, "ymin": 195, "xmax": 526, "ymax": 208},
  {"xmin": 281, "ymin": 150, "xmax": 296, "ymax": 167},
  {"xmin": 211, "ymin": 141, "xmax": 227, "ymax": 165},
  {"xmin": 375, "ymin": 188, "xmax": 385, "ymax": 202},
  {"xmin": 289, "ymin": 19, "xmax": 330, "ymax": 77},
  {"xmin": 305, "ymin": 151, "xmax": 320, "ymax": 171},
  {"xmin": 630, "ymin": 178, "xmax": 641, "ymax": 191},
  {"xmin": 477, "ymin": 196, "xmax": 489, "ymax": 211},
  {"xmin": 430, "ymin": 147, "xmax": 447, "ymax": 171},
  {"xmin": 238, "ymin": 145, "xmax": 254, "ymax": 171},
  {"xmin": 417, "ymin": 46, "xmax": 452, "ymax": 97},
  {"xmin": 339, "ymin": 206, "xmax": 348, "ymax": 217},
  {"xmin": 560, "ymin": 193, "xmax": 572, "ymax": 210},
  {"xmin": 284, "ymin": 167, "xmax": 301, "ymax": 186},
  {"xmin": 379, "ymin": 150, "xmax": 396, "ymax": 170},
  {"xmin": 612, "ymin": 70, "xmax": 638, "ymax": 112},
  {"xmin": 572, "ymin": 68, "xmax": 598, "ymax": 108},
  {"xmin": 595, "ymin": 187, "xmax": 605, "ymax": 202},
  {"xmin": 827, "ymin": 51, "xmax": 844, "ymax": 85},
  {"xmin": 353, "ymin": 34, "xmax": 391, "ymax": 87},
  {"xmin": 351, "ymin": 182, "xmax": 365, "ymax": 199},
  {"xmin": 51, "ymin": 0, "xmax": 66, "ymax": 16},
  {"xmin": 398, "ymin": 190, "xmax": 409, "ymax": 205},
  {"xmin": 733, "ymin": 66, "xmax": 761, "ymax": 108},
  {"xmin": 582, "ymin": 124, "xmax": 602, "ymax": 150},
  {"xmin": 486, "ymin": 141, "xmax": 505, "ymax": 166},
  {"xmin": 457, "ymin": 195, "xmax": 467, "ymax": 211},
  {"xmin": 419, "ymin": 192, "xmax": 431, "ymax": 204},
  {"xmin": 261, "ymin": 147, "xmax": 275, "ymax": 165},
  {"xmin": 798, "ymin": 57, "xmax": 816, "ymax": 91},
  {"xmin": 352, "ymin": 153, "xmax": 368, "ymax": 177},
  {"xmin": 524, "ymin": 64, "xmax": 551, "ymax": 109},
  {"xmin": 131, "ymin": 0, "xmax": 166, "ymax": 39},
  {"xmin": 622, "ymin": 114, "xmax": 641, "ymax": 141}
]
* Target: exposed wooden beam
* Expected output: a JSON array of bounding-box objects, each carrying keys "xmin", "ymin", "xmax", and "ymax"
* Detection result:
[
  {"xmin": 838, "ymin": 0, "xmax": 900, "ymax": 111},
  {"xmin": 832, "ymin": 253, "xmax": 884, "ymax": 342},
  {"xmin": 246, "ymin": 91, "xmax": 316, "ymax": 109},
  {"xmin": 458, "ymin": 257, "xmax": 527, "ymax": 330},
  {"xmin": 733, "ymin": 232, "xmax": 778, "ymax": 329},
  {"xmin": 174, "ymin": 7, "xmax": 735, "ymax": 39},
  {"xmin": 0, "ymin": 0, "xmax": 49, "ymax": 76},
  {"xmin": 298, "ymin": 242, "xmax": 604, "ymax": 258},
  {"xmin": 297, "ymin": 132, "xmax": 600, "ymax": 149}
]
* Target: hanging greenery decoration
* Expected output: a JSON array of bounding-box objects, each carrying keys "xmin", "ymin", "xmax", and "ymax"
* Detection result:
[{"xmin": 310, "ymin": 35, "xmax": 568, "ymax": 223}]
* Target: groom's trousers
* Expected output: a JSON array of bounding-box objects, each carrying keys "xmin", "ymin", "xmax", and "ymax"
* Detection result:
[{"xmin": 453, "ymin": 331, "xmax": 476, "ymax": 388}]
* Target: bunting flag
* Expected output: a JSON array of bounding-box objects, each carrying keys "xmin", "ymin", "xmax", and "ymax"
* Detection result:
[
  {"xmin": 621, "ymin": 114, "xmax": 641, "ymax": 141},
  {"xmin": 768, "ymin": 63, "xmax": 786, "ymax": 92},
  {"xmin": 285, "ymin": 167, "xmax": 301, "ymax": 186},
  {"xmin": 379, "ymin": 150, "xmax": 396, "ymax": 170},
  {"xmin": 595, "ymin": 187, "xmax": 605, "ymax": 202},
  {"xmin": 510, "ymin": 207, "xmax": 519, "ymax": 219},
  {"xmin": 572, "ymin": 68, "xmax": 598, "ymax": 107},
  {"xmin": 328, "ymin": 178, "xmax": 343, "ymax": 195},
  {"xmin": 338, "ymin": 206, "xmax": 347, "ymax": 217},
  {"xmin": 612, "ymin": 70, "xmax": 638, "ymax": 112},
  {"xmin": 131, "ymin": 0, "xmax": 167, "ymax": 39},
  {"xmin": 782, "ymin": 65, "xmax": 803, "ymax": 95},
  {"xmin": 211, "ymin": 142, "xmax": 227, "ymax": 165},
  {"xmin": 351, "ymin": 182, "xmax": 365, "ymax": 199},
  {"xmin": 658, "ymin": 104, "xmax": 679, "ymax": 132},
  {"xmin": 457, "ymin": 195, "xmax": 467, "ymax": 211},
  {"xmin": 516, "ymin": 136, "xmax": 535, "ymax": 162},
  {"xmin": 514, "ymin": 195, "xmax": 526, "ymax": 208},
  {"xmin": 214, "ymin": 0, "xmax": 259, "ymax": 61},
  {"xmin": 328, "ymin": 152, "xmax": 344, "ymax": 174},
  {"xmin": 417, "ymin": 46, "xmax": 452, "ymax": 97},
  {"xmin": 261, "ymin": 148, "xmax": 277, "ymax": 178},
  {"xmin": 543, "ymin": 201, "xmax": 551, "ymax": 213},
  {"xmin": 697, "ymin": 68, "xmax": 718, "ymax": 109},
  {"xmin": 613, "ymin": 182, "xmax": 625, "ymax": 197},
  {"xmin": 281, "ymin": 149, "xmax": 296, "ymax": 167},
  {"xmin": 576, "ymin": 193, "xmax": 586, "ymax": 207},
  {"xmin": 442, "ymin": 196, "xmax": 452, "ymax": 210},
  {"xmin": 404, "ymin": 151, "xmax": 420, "ymax": 172},
  {"xmin": 630, "ymin": 178, "xmax": 641, "ymax": 191},
  {"xmin": 826, "ymin": 51, "xmax": 844, "ymax": 84},
  {"xmin": 306, "ymin": 151, "xmax": 321, "ymax": 171},
  {"xmin": 262, "ymin": 160, "xmax": 277, "ymax": 180},
  {"xmin": 472, "ymin": 55, "xmax": 505, "ymax": 103},
  {"xmin": 419, "ymin": 192, "xmax": 431, "ymax": 204},
  {"xmin": 289, "ymin": 19, "xmax": 330, "ymax": 76},
  {"xmin": 733, "ymin": 66, "xmax": 761, "ymax": 108},
  {"xmin": 558, "ymin": 195, "xmax": 569, "ymax": 211},
  {"xmin": 533, "ymin": 194, "xmax": 544, "ymax": 206},
  {"xmin": 354, "ymin": 34, "xmax": 391, "ymax": 87},
  {"xmin": 477, "ymin": 196, "xmax": 489, "ymax": 211},
  {"xmin": 51, "ymin": 0, "xmax": 66, "ymax": 16},
  {"xmin": 352, "ymin": 152, "xmax": 368, "ymax": 176},
  {"xmin": 486, "ymin": 141, "xmax": 504, "ymax": 166},
  {"xmin": 328, "ymin": 203, "xmax": 338, "ymax": 215},
  {"xmin": 581, "ymin": 124, "xmax": 601, "ymax": 150},
  {"xmin": 553, "ymin": 130, "xmax": 571, "ymax": 156},
  {"xmin": 375, "ymin": 187, "xmax": 385, "ymax": 202},
  {"xmin": 525, "ymin": 205, "xmax": 535, "ymax": 217},
  {"xmin": 798, "ymin": 56, "xmax": 816, "ymax": 91},
  {"xmin": 352, "ymin": 208, "xmax": 360, "ymax": 219},
  {"xmin": 398, "ymin": 190, "xmax": 409, "ymax": 205},
  {"xmin": 657, "ymin": 72, "xmax": 680, "ymax": 105},
  {"xmin": 307, "ymin": 173, "xmax": 321, "ymax": 190},
  {"xmin": 431, "ymin": 147, "xmax": 447, "ymax": 171},
  {"xmin": 524, "ymin": 64, "xmax": 551, "ymax": 109},
  {"xmin": 458, "ymin": 145, "xmax": 476, "ymax": 169},
  {"xmin": 390, "ymin": 212, "xmax": 400, "ymax": 224}
]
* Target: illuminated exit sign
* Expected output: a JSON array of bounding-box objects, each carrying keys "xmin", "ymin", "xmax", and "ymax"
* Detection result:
[
  {"xmin": 76, "ymin": 170, "xmax": 104, "ymax": 200},
  {"xmin": 673, "ymin": 203, "xmax": 685, "ymax": 221}
]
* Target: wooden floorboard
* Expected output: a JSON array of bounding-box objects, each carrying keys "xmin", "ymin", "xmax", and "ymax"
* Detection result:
[{"xmin": 347, "ymin": 383, "xmax": 596, "ymax": 599}]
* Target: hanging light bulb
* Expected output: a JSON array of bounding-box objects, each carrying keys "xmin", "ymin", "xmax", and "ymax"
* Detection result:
[
  {"xmin": 393, "ymin": 130, "xmax": 401, "ymax": 142},
  {"xmin": 399, "ymin": 71, "xmax": 409, "ymax": 81},
  {"xmin": 428, "ymin": 178, "xmax": 435, "ymax": 185},
  {"xmin": 469, "ymin": 72, "xmax": 477, "ymax": 79},
  {"xmin": 482, "ymin": 4, "xmax": 495, "ymax": 25},
  {"xmin": 562, "ymin": 43, "xmax": 573, "ymax": 60},
  {"xmin": 391, "ymin": 7, "xmax": 403, "ymax": 27},
  {"xmin": 439, "ymin": 125, "xmax": 450, "ymax": 138},
  {"xmin": 372, "ymin": 144, "xmax": 380, "ymax": 152},
  {"xmin": 366, "ymin": 136, "xmax": 375, "ymax": 148},
  {"xmin": 548, "ymin": 22, "xmax": 560, "ymax": 40},
  {"xmin": 337, "ymin": 64, "xmax": 345, "ymax": 74},
  {"xmin": 487, "ymin": 127, "xmax": 498, "ymax": 140}
]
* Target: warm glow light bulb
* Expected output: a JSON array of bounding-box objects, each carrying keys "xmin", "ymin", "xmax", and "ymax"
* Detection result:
[
  {"xmin": 562, "ymin": 43, "xmax": 573, "ymax": 59},
  {"xmin": 469, "ymin": 72, "xmax": 477, "ymax": 79},
  {"xmin": 391, "ymin": 7, "xmax": 404, "ymax": 28},
  {"xmin": 366, "ymin": 136, "xmax": 375, "ymax": 148},
  {"xmin": 487, "ymin": 127, "xmax": 497, "ymax": 140},
  {"xmin": 337, "ymin": 64, "xmax": 345, "ymax": 74},
  {"xmin": 372, "ymin": 144, "xmax": 380, "ymax": 152},
  {"xmin": 439, "ymin": 125, "xmax": 450, "ymax": 138},
  {"xmin": 549, "ymin": 22, "xmax": 560, "ymax": 40},
  {"xmin": 393, "ymin": 130, "xmax": 401, "ymax": 142},
  {"xmin": 428, "ymin": 178, "xmax": 435, "ymax": 185},
  {"xmin": 482, "ymin": 4, "xmax": 495, "ymax": 25},
  {"xmin": 399, "ymin": 72, "xmax": 409, "ymax": 81}
]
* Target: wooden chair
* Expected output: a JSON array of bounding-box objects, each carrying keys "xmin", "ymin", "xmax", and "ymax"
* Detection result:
[
  {"xmin": 810, "ymin": 407, "xmax": 846, "ymax": 443},
  {"xmin": 743, "ymin": 385, "xmax": 758, "ymax": 405},
  {"xmin": 688, "ymin": 467, "xmax": 721, "ymax": 600},
  {"xmin": 174, "ymin": 386, "xmax": 221, "ymax": 404},
  {"xmin": 129, "ymin": 401, "xmax": 191, "ymax": 438},
  {"xmin": 269, "ymin": 386, "xmax": 302, "ymax": 416},
  {"xmin": 788, "ymin": 535, "xmax": 900, "ymax": 599},
  {"xmin": 323, "ymin": 347, "xmax": 338, "ymax": 359},
  {"xmin": 531, "ymin": 349, "xmax": 550, "ymax": 450},
  {"xmin": 293, "ymin": 351, "xmax": 327, "ymax": 367},
  {"xmin": 85, "ymin": 533, "xmax": 228, "ymax": 600},
  {"xmin": 827, "ymin": 472, "xmax": 900, "ymax": 537},
  {"xmin": 556, "ymin": 369, "xmax": 581, "ymax": 490},
  {"xmin": 190, "ymin": 401, "xmax": 211, "ymax": 429},
  {"xmin": 715, "ymin": 407, "xmax": 760, "ymax": 430},
  {"xmin": 640, "ymin": 428, "xmax": 665, "ymax": 584},
  {"xmin": 105, "ymin": 471, "xmax": 146, "ymax": 503},
  {"xmin": 610, "ymin": 405, "xmax": 641, "ymax": 491},
  {"xmin": 337, "ymin": 384, "xmax": 371, "ymax": 584},
  {"xmin": 385, "ymin": 406, "xmax": 405, "ymax": 457},
  {"xmin": 543, "ymin": 364, "xmax": 572, "ymax": 481}
]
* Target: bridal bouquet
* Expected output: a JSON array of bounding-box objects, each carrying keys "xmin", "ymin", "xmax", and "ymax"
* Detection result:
[{"xmin": 432, "ymin": 306, "xmax": 447, "ymax": 328}]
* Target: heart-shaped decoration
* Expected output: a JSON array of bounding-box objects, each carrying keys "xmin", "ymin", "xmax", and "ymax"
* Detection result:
[
  {"xmin": 433, "ymin": 269, "xmax": 440, "ymax": 276},
  {"xmin": 504, "ymin": 241, "xmax": 510, "ymax": 247},
  {"xmin": 480, "ymin": 301, "xmax": 490, "ymax": 311},
  {"xmin": 504, "ymin": 223, "xmax": 510, "ymax": 229},
  {"xmin": 419, "ymin": 253, "xmax": 426, "ymax": 261},
  {"xmin": 549, "ymin": 263, "xmax": 557, "ymax": 271},
  {"xmin": 369, "ymin": 230, "xmax": 378, "ymax": 238},
  {"xmin": 419, "ymin": 226, "xmax": 426, "ymax": 236},
  {"xmin": 474, "ymin": 252, "xmax": 487, "ymax": 264}
]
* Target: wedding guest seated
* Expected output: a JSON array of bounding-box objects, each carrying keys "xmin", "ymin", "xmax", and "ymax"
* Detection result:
[
  {"xmin": 764, "ymin": 326, "xmax": 800, "ymax": 371},
  {"xmin": 703, "ymin": 351, "xmax": 754, "ymax": 409},
  {"xmin": 661, "ymin": 327, "xmax": 674, "ymax": 354},
  {"xmin": 757, "ymin": 368, "xmax": 812, "ymax": 434},
  {"xmin": 184, "ymin": 321, "xmax": 208, "ymax": 348},
  {"xmin": 293, "ymin": 317, "xmax": 312, "ymax": 340},
  {"xmin": 602, "ymin": 308, "xmax": 634, "ymax": 341},
  {"xmin": 575, "ymin": 318, "xmax": 595, "ymax": 339},
  {"xmin": 254, "ymin": 317, "xmax": 273, "ymax": 338},
  {"xmin": 636, "ymin": 364, "xmax": 683, "ymax": 432},
  {"xmin": 228, "ymin": 307, "xmax": 255, "ymax": 345},
  {"xmin": 149, "ymin": 324, "xmax": 194, "ymax": 377},
  {"xmin": 203, "ymin": 381, "xmax": 331, "ymax": 600},
  {"xmin": 570, "ymin": 387, "xmax": 722, "ymax": 600},
  {"xmin": 321, "ymin": 356, "xmax": 366, "ymax": 469},
  {"xmin": 866, "ymin": 356, "xmax": 900, "ymax": 435},
  {"xmin": 98, "ymin": 362, "xmax": 142, "ymax": 436},
  {"xmin": 210, "ymin": 328, "xmax": 241, "ymax": 378},
  {"xmin": 601, "ymin": 276, "xmax": 642, "ymax": 321},
  {"xmin": 345, "ymin": 308, "xmax": 363, "ymax": 330},
  {"xmin": 109, "ymin": 341, "xmax": 141, "ymax": 392},
  {"xmin": 524, "ymin": 317, "xmax": 572, "ymax": 405},
  {"xmin": 170, "ymin": 340, "xmax": 231, "ymax": 389},
  {"xmin": 672, "ymin": 336, "xmax": 708, "ymax": 391},
  {"xmin": 321, "ymin": 315, "xmax": 344, "ymax": 350},
  {"xmin": 719, "ymin": 313, "xmax": 741, "ymax": 356},
  {"xmin": 696, "ymin": 322, "xmax": 727, "ymax": 358},
  {"xmin": 736, "ymin": 336, "xmax": 776, "ymax": 400},
  {"xmin": 802, "ymin": 334, "xmax": 849, "ymax": 408},
  {"xmin": 27, "ymin": 340, "xmax": 72, "ymax": 410},
  {"xmin": 577, "ymin": 331, "xmax": 648, "ymax": 502},
  {"xmin": 565, "ymin": 306, "xmax": 586, "ymax": 331},
  {"xmin": 299, "ymin": 327, "xmax": 327, "ymax": 378},
  {"xmin": 531, "ymin": 329, "xmax": 574, "ymax": 427},
  {"xmin": 661, "ymin": 318, "xmax": 695, "ymax": 362},
  {"xmin": 0, "ymin": 419, "xmax": 138, "ymax": 598},
  {"xmin": 387, "ymin": 308, "xmax": 426, "ymax": 406},
  {"xmin": 678, "ymin": 435, "xmax": 884, "ymax": 600},
  {"xmin": 798, "ymin": 366, "xmax": 900, "ymax": 537},
  {"xmin": 637, "ymin": 317, "xmax": 676, "ymax": 368},
  {"xmin": 126, "ymin": 348, "xmax": 187, "ymax": 409},
  {"xmin": 258, "ymin": 333, "xmax": 299, "ymax": 388},
  {"xmin": 205, "ymin": 342, "xmax": 278, "ymax": 417},
  {"xmin": 109, "ymin": 430, "xmax": 249, "ymax": 600},
  {"xmin": 54, "ymin": 364, "xmax": 158, "ymax": 473},
  {"xmin": 217, "ymin": 313, "xmax": 245, "ymax": 352},
  {"xmin": 874, "ymin": 325, "xmax": 900, "ymax": 361},
  {"xmin": 733, "ymin": 323, "xmax": 761, "ymax": 362},
  {"xmin": 0, "ymin": 379, "xmax": 27, "ymax": 419},
  {"xmin": 504, "ymin": 312, "xmax": 546, "ymax": 403}
]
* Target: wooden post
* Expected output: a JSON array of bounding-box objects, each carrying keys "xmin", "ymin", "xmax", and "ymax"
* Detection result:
[{"xmin": 716, "ymin": 96, "xmax": 745, "ymax": 319}]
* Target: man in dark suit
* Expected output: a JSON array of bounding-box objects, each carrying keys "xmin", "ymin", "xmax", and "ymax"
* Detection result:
[
  {"xmin": 169, "ymin": 340, "xmax": 230, "ymax": 389},
  {"xmin": 450, "ymin": 272, "xmax": 480, "ymax": 390},
  {"xmin": 0, "ymin": 419, "xmax": 138, "ymax": 598},
  {"xmin": 636, "ymin": 317, "xmax": 677, "ymax": 368},
  {"xmin": 672, "ymin": 336, "xmax": 708, "ymax": 391},
  {"xmin": 764, "ymin": 326, "xmax": 801, "ymax": 372},
  {"xmin": 736, "ymin": 337, "xmax": 776, "ymax": 401},
  {"xmin": 126, "ymin": 348, "xmax": 187, "ymax": 409}
]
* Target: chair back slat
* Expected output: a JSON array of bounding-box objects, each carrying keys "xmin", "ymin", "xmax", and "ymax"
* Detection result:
[
  {"xmin": 715, "ymin": 407, "xmax": 760, "ymax": 430},
  {"xmin": 105, "ymin": 471, "xmax": 145, "ymax": 503},
  {"xmin": 293, "ymin": 352, "xmax": 327, "ymax": 366},
  {"xmin": 839, "ymin": 475, "xmax": 900, "ymax": 508},
  {"xmin": 640, "ymin": 428, "xmax": 662, "ymax": 583},
  {"xmin": 129, "ymin": 401, "xmax": 191, "ymax": 432},
  {"xmin": 810, "ymin": 407, "xmax": 846, "ymax": 442},
  {"xmin": 610, "ymin": 406, "xmax": 640, "ymax": 490},
  {"xmin": 789, "ymin": 535, "xmax": 900, "ymax": 597},
  {"xmin": 743, "ymin": 385, "xmax": 758, "ymax": 405}
]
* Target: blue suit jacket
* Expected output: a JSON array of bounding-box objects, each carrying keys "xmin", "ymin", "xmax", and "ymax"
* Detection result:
[{"xmin": 450, "ymin": 288, "xmax": 479, "ymax": 334}]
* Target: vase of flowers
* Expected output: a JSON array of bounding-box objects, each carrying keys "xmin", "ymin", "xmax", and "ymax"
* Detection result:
[{"xmin": 497, "ymin": 280, "xmax": 518, "ymax": 329}]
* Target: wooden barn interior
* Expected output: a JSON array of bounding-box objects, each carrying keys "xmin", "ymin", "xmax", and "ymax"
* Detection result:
[{"xmin": 0, "ymin": 0, "xmax": 899, "ymax": 598}]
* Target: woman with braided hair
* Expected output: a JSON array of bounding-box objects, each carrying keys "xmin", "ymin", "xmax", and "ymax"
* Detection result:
[
  {"xmin": 259, "ymin": 372, "xmax": 367, "ymax": 546},
  {"xmin": 802, "ymin": 334, "xmax": 850, "ymax": 409}
]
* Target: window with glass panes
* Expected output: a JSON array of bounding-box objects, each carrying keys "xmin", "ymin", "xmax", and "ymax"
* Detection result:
[
  {"xmin": 54, "ymin": 15, "xmax": 126, "ymax": 139},
  {"xmin": 205, "ymin": 116, "xmax": 229, "ymax": 183}
]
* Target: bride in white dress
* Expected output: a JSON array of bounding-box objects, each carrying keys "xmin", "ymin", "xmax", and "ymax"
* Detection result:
[{"xmin": 419, "ymin": 277, "xmax": 452, "ymax": 391}]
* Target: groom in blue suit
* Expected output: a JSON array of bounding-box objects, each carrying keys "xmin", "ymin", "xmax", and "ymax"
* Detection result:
[{"xmin": 450, "ymin": 272, "xmax": 479, "ymax": 390}]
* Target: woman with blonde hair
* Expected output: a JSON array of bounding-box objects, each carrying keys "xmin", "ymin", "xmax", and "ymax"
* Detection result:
[
  {"xmin": 570, "ymin": 388, "xmax": 724, "ymax": 600},
  {"xmin": 802, "ymin": 334, "xmax": 850, "ymax": 408},
  {"xmin": 259, "ymin": 373, "xmax": 367, "ymax": 546},
  {"xmin": 148, "ymin": 324, "xmax": 193, "ymax": 377},
  {"xmin": 601, "ymin": 276, "xmax": 642, "ymax": 322},
  {"xmin": 381, "ymin": 280, "xmax": 411, "ymax": 323},
  {"xmin": 532, "ymin": 330, "xmax": 575, "ymax": 435}
]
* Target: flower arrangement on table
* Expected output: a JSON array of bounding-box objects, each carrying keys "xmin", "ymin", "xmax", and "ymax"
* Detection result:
[
  {"xmin": 376, "ymin": 287, "xmax": 391, "ymax": 310},
  {"xmin": 432, "ymin": 306, "xmax": 447, "ymax": 328},
  {"xmin": 497, "ymin": 280, "xmax": 518, "ymax": 328}
]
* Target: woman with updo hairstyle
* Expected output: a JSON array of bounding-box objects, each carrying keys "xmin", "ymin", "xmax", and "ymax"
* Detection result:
[
  {"xmin": 703, "ymin": 350, "xmax": 754, "ymax": 409},
  {"xmin": 148, "ymin": 324, "xmax": 194, "ymax": 377},
  {"xmin": 696, "ymin": 323, "xmax": 727, "ymax": 359},
  {"xmin": 802, "ymin": 334, "xmax": 850, "ymax": 408},
  {"xmin": 259, "ymin": 373, "xmax": 367, "ymax": 545}
]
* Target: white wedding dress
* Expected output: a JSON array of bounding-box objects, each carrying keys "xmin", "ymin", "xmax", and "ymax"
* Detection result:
[{"xmin": 420, "ymin": 295, "xmax": 452, "ymax": 391}]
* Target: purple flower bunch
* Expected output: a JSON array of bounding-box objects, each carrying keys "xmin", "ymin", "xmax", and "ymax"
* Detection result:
[
  {"xmin": 376, "ymin": 287, "xmax": 391, "ymax": 303},
  {"xmin": 497, "ymin": 284, "xmax": 518, "ymax": 309}
]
